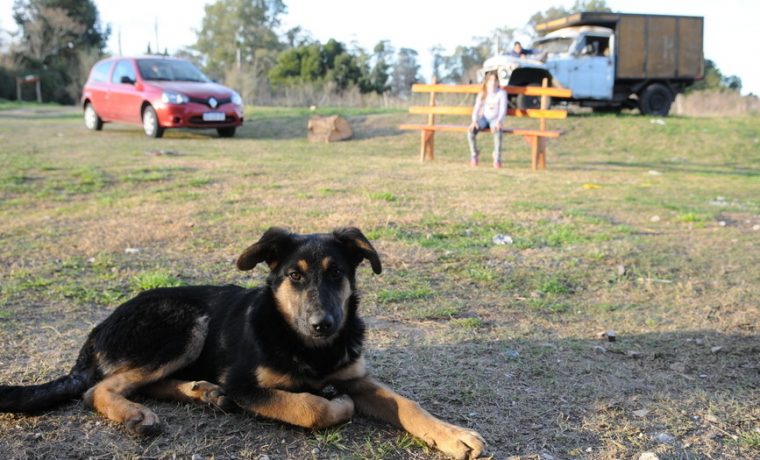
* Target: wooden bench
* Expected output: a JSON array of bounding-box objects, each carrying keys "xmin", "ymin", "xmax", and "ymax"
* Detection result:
[{"xmin": 399, "ymin": 80, "xmax": 572, "ymax": 170}]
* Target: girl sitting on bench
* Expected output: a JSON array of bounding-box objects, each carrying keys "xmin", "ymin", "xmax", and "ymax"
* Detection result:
[{"xmin": 468, "ymin": 72, "xmax": 507, "ymax": 168}]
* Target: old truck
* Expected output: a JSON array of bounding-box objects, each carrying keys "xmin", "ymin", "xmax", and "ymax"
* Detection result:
[{"xmin": 480, "ymin": 12, "xmax": 704, "ymax": 115}]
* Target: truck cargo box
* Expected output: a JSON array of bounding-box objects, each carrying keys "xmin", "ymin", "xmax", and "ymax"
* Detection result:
[{"xmin": 535, "ymin": 12, "xmax": 704, "ymax": 81}]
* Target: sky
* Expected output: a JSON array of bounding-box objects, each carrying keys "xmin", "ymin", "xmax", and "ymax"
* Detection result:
[{"xmin": 1, "ymin": 0, "xmax": 758, "ymax": 95}]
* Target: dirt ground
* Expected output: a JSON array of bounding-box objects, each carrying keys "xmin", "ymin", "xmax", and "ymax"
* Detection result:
[{"xmin": 1, "ymin": 107, "xmax": 759, "ymax": 459}]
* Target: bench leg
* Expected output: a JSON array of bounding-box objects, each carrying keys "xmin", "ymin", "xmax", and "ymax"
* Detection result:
[
  {"xmin": 530, "ymin": 136, "xmax": 539, "ymax": 171},
  {"xmin": 420, "ymin": 130, "xmax": 434, "ymax": 162},
  {"xmin": 538, "ymin": 137, "xmax": 547, "ymax": 170}
]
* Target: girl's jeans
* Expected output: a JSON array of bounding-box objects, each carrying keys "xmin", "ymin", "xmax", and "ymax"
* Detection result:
[{"xmin": 467, "ymin": 116, "xmax": 503, "ymax": 163}]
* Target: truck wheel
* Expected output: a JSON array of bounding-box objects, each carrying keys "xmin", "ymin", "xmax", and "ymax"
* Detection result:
[
  {"xmin": 517, "ymin": 83, "xmax": 544, "ymax": 110},
  {"xmin": 639, "ymin": 83, "xmax": 673, "ymax": 116}
]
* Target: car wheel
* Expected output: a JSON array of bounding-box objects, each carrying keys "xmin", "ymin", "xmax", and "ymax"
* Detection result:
[
  {"xmin": 639, "ymin": 83, "xmax": 673, "ymax": 116},
  {"xmin": 142, "ymin": 105, "xmax": 164, "ymax": 138},
  {"xmin": 217, "ymin": 127, "xmax": 236, "ymax": 138},
  {"xmin": 84, "ymin": 103, "xmax": 103, "ymax": 131}
]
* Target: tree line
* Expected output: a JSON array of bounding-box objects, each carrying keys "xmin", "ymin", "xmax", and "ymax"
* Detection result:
[{"xmin": 0, "ymin": 0, "xmax": 744, "ymax": 105}]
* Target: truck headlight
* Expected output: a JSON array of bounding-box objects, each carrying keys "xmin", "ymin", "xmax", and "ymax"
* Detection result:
[{"xmin": 161, "ymin": 91, "xmax": 189, "ymax": 105}]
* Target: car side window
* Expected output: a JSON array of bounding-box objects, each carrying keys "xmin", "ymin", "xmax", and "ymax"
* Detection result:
[
  {"xmin": 111, "ymin": 60, "xmax": 137, "ymax": 84},
  {"xmin": 90, "ymin": 61, "xmax": 113, "ymax": 83}
]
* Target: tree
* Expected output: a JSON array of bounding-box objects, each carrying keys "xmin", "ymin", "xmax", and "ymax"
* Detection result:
[
  {"xmin": 390, "ymin": 47, "xmax": 420, "ymax": 97},
  {"xmin": 193, "ymin": 0, "xmax": 286, "ymax": 79},
  {"xmin": 690, "ymin": 59, "xmax": 742, "ymax": 93},
  {"xmin": 359, "ymin": 40, "xmax": 391, "ymax": 94},
  {"xmin": 268, "ymin": 38, "xmax": 366, "ymax": 92},
  {"xmin": 440, "ymin": 43, "xmax": 488, "ymax": 84},
  {"xmin": 13, "ymin": 0, "xmax": 109, "ymax": 53},
  {"xmin": 11, "ymin": 0, "xmax": 109, "ymax": 103}
]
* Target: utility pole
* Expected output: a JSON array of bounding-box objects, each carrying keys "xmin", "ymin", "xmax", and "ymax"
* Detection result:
[
  {"xmin": 154, "ymin": 18, "xmax": 159, "ymax": 55},
  {"xmin": 118, "ymin": 28, "xmax": 122, "ymax": 55}
]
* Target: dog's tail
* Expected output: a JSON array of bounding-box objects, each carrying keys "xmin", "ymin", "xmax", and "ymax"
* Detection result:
[{"xmin": 0, "ymin": 338, "xmax": 98, "ymax": 413}]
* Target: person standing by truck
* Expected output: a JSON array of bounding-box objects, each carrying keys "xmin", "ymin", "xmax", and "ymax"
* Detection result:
[{"xmin": 468, "ymin": 72, "xmax": 507, "ymax": 168}]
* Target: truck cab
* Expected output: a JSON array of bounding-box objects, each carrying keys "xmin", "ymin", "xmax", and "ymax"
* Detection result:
[{"xmin": 535, "ymin": 26, "xmax": 614, "ymax": 100}]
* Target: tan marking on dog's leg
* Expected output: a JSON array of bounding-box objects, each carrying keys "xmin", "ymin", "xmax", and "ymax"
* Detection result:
[
  {"xmin": 339, "ymin": 376, "xmax": 486, "ymax": 460},
  {"xmin": 242, "ymin": 389, "xmax": 354, "ymax": 430},
  {"xmin": 84, "ymin": 369, "xmax": 162, "ymax": 435},
  {"xmin": 255, "ymin": 366, "xmax": 300, "ymax": 390},
  {"xmin": 84, "ymin": 315, "xmax": 211, "ymax": 435},
  {"xmin": 326, "ymin": 356, "xmax": 367, "ymax": 382},
  {"xmin": 141, "ymin": 379, "xmax": 226, "ymax": 408}
]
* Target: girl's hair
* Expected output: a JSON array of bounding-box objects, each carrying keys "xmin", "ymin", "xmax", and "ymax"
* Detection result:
[{"xmin": 479, "ymin": 72, "xmax": 498, "ymax": 102}]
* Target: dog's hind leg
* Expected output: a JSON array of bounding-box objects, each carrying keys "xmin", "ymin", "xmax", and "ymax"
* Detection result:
[
  {"xmin": 84, "ymin": 314, "xmax": 211, "ymax": 435},
  {"xmin": 141, "ymin": 379, "xmax": 226, "ymax": 408},
  {"xmin": 83, "ymin": 368, "xmax": 164, "ymax": 435}
]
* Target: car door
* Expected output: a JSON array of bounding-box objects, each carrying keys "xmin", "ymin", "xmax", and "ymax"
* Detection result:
[
  {"xmin": 86, "ymin": 60, "xmax": 115, "ymax": 120},
  {"xmin": 570, "ymin": 35, "xmax": 614, "ymax": 100},
  {"xmin": 109, "ymin": 60, "xmax": 143, "ymax": 124}
]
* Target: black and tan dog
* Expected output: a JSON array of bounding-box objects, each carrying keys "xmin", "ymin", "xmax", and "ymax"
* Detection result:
[{"xmin": 0, "ymin": 227, "xmax": 485, "ymax": 459}]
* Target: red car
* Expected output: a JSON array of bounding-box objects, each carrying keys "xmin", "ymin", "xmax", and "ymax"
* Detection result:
[{"xmin": 81, "ymin": 56, "xmax": 244, "ymax": 138}]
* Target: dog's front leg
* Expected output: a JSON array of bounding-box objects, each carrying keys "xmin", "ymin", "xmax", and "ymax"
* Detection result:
[
  {"xmin": 338, "ymin": 376, "xmax": 486, "ymax": 460},
  {"xmin": 236, "ymin": 388, "xmax": 354, "ymax": 430}
]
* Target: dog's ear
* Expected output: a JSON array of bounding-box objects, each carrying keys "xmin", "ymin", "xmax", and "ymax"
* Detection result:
[
  {"xmin": 237, "ymin": 227, "xmax": 294, "ymax": 271},
  {"xmin": 332, "ymin": 227, "xmax": 382, "ymax": 274}
]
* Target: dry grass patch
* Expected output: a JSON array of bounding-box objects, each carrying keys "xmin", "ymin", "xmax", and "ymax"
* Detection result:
[{"xmin": 0, "ymin": 107, "xmax": 759, "ymax": 459}]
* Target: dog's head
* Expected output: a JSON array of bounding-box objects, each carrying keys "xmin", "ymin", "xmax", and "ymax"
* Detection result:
[{"xmin": 236, "ymin": 227, "xmax": 381, "ymax": 343}]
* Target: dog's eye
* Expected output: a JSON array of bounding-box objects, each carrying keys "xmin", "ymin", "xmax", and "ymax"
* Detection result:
[
  {"xmin": 328, "ymin": 268, "xmax": 343, "ymax": 280},
  {"xmin": 287, "ymin": 272, "xmax": 302, "ymax": 282}
]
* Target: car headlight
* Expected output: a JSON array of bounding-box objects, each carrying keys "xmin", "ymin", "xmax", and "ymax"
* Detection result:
[
  {"xmin": 231, "ymin": 91, "xmax": 243, "ymax": 107},
  {"xmin": 161, "ymin": 91, "xmax": 189, "ymax": 105}
]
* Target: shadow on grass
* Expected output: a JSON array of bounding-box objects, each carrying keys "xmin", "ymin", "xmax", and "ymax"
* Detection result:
[
  {"xmin": 244, "ymin": 114, "xmax": 405, "ymax": 141},
  {"xmin": 0, "ymin": 330, "xmax": 757, "ymax": 459},
  {"xmin": 557, "ymin": 160, "xmax": 760, "ymax": 178}
]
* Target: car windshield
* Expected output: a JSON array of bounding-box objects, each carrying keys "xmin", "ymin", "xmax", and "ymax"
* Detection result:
[
  {"xmin": 137, "ymin": 59, "xmax": 210, "ymax": 82},
  {"xmin": 534, "ymin": 37, "xmax": 575, "ymax": 54}
]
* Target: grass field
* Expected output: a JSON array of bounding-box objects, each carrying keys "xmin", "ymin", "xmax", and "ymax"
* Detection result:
[{"xmin": 1, "ymin": 104, "xmax": 759, "ymax": 459}]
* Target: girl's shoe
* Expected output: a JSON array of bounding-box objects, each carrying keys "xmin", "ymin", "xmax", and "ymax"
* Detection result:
[
  {"xmin": 493, "ymin": 160, "xmax": 502, "ymax": 169},
  {"xmin": 470, "ymin": 156, "xmax": 479, "ymax": 167}
]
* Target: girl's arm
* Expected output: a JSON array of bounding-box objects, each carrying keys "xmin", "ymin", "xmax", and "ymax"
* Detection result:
[
  {"xmin": 494, "ymin": 91, "xmax": 508, "ymax": 128},
  {"xmin": 471, "ymin": 97, "xmax": 483, "ymax": 123}
]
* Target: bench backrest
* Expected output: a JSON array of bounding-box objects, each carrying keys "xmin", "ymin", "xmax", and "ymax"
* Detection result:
[{"xmin": 409, "ymin": 83, "xmax": 572, "ymax": 120}]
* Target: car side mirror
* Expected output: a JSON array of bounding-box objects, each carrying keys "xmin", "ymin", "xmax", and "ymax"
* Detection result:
[{"xmin": 120, "ymin": 76, "xmax": 134, "ymax": 85}]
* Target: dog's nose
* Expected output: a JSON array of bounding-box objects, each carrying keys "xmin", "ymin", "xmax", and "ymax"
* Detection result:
[{"xmin": 310, "ymin": 315, "xmax": 334, "ymax": 334}]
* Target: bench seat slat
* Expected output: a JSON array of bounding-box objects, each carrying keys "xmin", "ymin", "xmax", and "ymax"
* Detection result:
[{"xmin": 399, "ymin": 124, "xmax": 563, "ymax": 138}]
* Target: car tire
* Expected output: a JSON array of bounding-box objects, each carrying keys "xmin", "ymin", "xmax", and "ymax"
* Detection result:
[
  {"xmin": 217, "ymin": 127, "xmax": 236, "ymax": 138},
  {"xmin": 639, "ymin": 83, "xmax": 673, "ymax": 116},
  {"xmin": 142, "ymin": 105, "xmax": 164, "ymax": 138},
  {"xmin": 84, "ymin": 103, "xmax": 103, "ymax": 131}
]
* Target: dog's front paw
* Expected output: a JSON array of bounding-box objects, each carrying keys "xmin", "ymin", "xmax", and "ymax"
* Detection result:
[
  {"xmin": 190, "ymin": 380, "xmax": 227, "ymax": 408},
  {"xmin": 325, "ymin": 394, "xmax": 354, "ymax": 427},
  {"xmin": 124, "ymin": 406, "xmax": 161, "ymax": 436},
  {"xmin": 429, "ymin": 423, "xmax": 487, "ymax": 460}
]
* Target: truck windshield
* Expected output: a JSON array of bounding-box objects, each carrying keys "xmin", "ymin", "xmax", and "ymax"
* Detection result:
[
  {"xmin": 137, "ymin": 59, "xmax": 210, "ymax": 82},
  {"xmin": 534, "ymin": 37, "xmax": 574, "ymax": 54}
]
